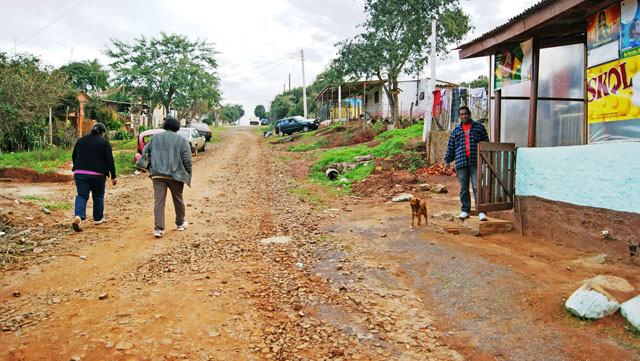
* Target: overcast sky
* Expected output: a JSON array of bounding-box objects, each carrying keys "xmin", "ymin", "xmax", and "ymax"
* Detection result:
[{"xmin": 1, "ymin": 0, "xmax": 539, "ymax": 124}]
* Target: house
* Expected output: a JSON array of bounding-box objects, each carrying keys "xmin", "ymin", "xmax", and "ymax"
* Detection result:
[
  {"xmin": 457, "ymin": 0, "xmax": 639, "ymax": 258},
  {"xmin": 67, "ymin": 91, "xmax": 91, "ymax": 137},
  {"xmin": 313, "ymin": 78, "xmax": 470, "ymax": 128}
]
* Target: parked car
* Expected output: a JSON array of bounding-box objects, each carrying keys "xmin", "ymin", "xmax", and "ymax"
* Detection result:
[
  {"xmin": 249, "ymin": 118, "xmax": 261, "ymax": 126},
  {"xmin": 133, "ymin": 128, "xmax": 165, "ymax": 165},
  {"xmin": 273, "ymin": 116, "xmax": 319, "ymax": 136},
  {"xmin": 178, "ymin": 127, "xmax": 206, "ymax": 155},
  {"xmin": 186, "ymin": 121, "xmax": 212, "ymax": 141},
  {"xmin": 260, "ymin": 118, "xmax": 270, "ymax": 125}
]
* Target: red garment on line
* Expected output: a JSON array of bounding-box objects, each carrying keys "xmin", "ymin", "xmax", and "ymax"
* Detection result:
[{"xmin": 432, "ymin": 90, "xmax": 442, "ymax": 115}]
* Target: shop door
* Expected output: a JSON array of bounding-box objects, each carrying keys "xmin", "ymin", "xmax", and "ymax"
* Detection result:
[{"xmin": 476, "ymin": 142, "xmax": 516, "ymax": 212}]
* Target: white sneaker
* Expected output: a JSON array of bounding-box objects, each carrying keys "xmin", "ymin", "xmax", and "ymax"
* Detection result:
[
  {"xmin": 94, "ymin": 218, "xmax": 107, "ymax": 225},
  {"xmin": 458, "ymin": 211, "xmax": 469, "ymax": 220},
  {"xmin": 479, "ymin": 212, "xmax": 488, "ymax": 221},
  {"xmin": 72, "ymin": 216, "xmax": 83, "ymax": 232},
  {"xmin": 154, "ymin": 230, "xmax": 164, "ymax": 238},
  {"xmin": 177, "ymin": 221, "xmax": 188, "ymax": 231}
]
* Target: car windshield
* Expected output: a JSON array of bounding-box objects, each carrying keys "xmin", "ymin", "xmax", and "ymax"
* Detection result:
[{"xmin": 178, "ymin": 129, "xmax": 190, "ymax": 138}]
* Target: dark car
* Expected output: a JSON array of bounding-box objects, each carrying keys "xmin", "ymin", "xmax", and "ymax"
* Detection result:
[
  {"xmin": 186, "ymin": 121, "xmax": 212, "ymax": 141},
  {"xmin": 260, "ymin": 118, "xmax": 270, "ymax": 125},
  {"xmin": 274, "ymin": 116, "xmax": 319, "ymax": 136}
]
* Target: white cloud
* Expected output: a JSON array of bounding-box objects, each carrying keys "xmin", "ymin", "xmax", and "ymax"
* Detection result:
[{"xmin": 0, "ymin": 0, "xmax": 539, "ymax": 124}]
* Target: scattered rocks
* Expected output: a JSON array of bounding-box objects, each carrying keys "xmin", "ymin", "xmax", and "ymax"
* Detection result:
[
  {"xmin": 621, "ymin": 295, "xmax": 640, "ymax": 331},
  {"xmin": 565, "ymin": 282, "xmax": 620, "ymax": 319},
  {"xmin": 392, "ymin": 194, "xmax": 414, "ymax": 202},
  {"xmin": 98, "ymin": 293, "xmax": 108, "ymax": 300}
]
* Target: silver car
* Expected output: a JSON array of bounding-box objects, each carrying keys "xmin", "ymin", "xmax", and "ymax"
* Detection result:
[{"xmin": 178, "ymin": 127, "xmax": 206, "ymax": 155}]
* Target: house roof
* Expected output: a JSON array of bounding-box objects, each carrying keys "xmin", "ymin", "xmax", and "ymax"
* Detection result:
[{"xmin": 457, "ymin": 0, "xmax": 619, "ymax": 59}]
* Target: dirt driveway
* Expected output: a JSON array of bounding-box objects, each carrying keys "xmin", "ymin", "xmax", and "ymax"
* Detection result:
[{"xmin": 0, "ymin": 127, "xmax": 638, "ymax": 360}]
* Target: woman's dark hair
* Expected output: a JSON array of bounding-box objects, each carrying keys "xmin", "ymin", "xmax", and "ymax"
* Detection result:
[
  {"xmin": 458, "ymin": 106, "xmax": 471, "ymax": 115},
  {"xmin": 163, "ymin": 117, "xmax": 180, "ymax": 132},
  {"xmin": 90, "ymin": 122, "xmax": 107, "ymax": 135}
]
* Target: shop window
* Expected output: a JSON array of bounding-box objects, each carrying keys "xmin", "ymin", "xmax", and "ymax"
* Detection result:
[
  {"xmin": 500, "ymin": 99, "xmax": 530, "ymax": 147},
  {"xmin": 374, "ymin": 91, "xmax": 379, "ymax": 104},
  {"xmin": 536, "ymin": 100, "xmax": 584, "ymax": 147},
  {"xmin": 538, "ymin": 44, "xmax": 584, "ymax": 99}
]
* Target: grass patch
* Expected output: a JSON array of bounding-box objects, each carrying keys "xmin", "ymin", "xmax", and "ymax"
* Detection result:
[
  {"xmin": 43, "ymin": 202, "xmax": 72, "ymax": 210},
  {"xmin": 0, "ymin": 147, "xmax": 72, "ymax": 173},
  {"xmin": 111, "ymin": 138, "xmax": 137, "ymax": 151},
  {"xmin": 288, "ymin": 137, "xmax": 330, "ymax": 152},
  {"xmin": 209, "ymin": 125, "xmax": 226, "ymax": 142},
  {"xmin": 25, "ymin": 195, "xmax": 49, "ymax": 201},
  {"xmin": 114, "ymin": 151, "xmax": 137, "ymax": 175},
  {"xmin": 288, "ymin": 185, "xmax": 325, "ymax": 206}
]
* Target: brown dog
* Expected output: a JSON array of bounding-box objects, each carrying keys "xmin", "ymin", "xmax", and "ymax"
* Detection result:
[{"xmin": 409, "ymin": 197, "xmax": 428, "ymax": 228}]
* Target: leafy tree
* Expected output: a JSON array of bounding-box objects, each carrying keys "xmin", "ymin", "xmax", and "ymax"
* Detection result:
[
  {"xmin": 0, "ymin": 52, "xmax": 73, "ymax": 151},
  {"xmin": 334, "ymin": 0, "xmax": 471, "ymax": 121},
  {"xmin": 268, "ymin": 87, "xmax": 317, "ymax": 120},
  {"xmin": 460, "ymin": 75, "xmax": 488, "ymax": 90},
  {"xmin": 106, "ymin": 33, "xmax": 221, "ymax": 115},
  {"xmin": 59, "ymin": 59, "xmax": 110, "ymax": 93},
  {"xmin": 254, "ymin": 104, "xmax": 267, "ymax": 119},
  {"xmin": 220, "ymin": 103, "xmax": 244, "ymax": 123}
]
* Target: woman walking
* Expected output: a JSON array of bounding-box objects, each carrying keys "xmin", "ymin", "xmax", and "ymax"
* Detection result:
[
  {"xmin": 71, "ymin": 122, "xmax": 117, "ymax": 232},
  {"xmin": 141, "ymin": 117, "xmax": 192, "ymax": 238}
]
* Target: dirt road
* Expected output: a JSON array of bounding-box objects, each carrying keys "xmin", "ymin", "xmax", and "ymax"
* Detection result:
[{"xmin": 1, "ymin": 127, "xmax": 639, "ymax": 360}]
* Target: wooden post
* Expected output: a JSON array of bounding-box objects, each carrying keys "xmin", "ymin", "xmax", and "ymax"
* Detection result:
[
  {"xmin": 527, "ymin": 38, "xmax": 539, "ymax": 147},
  {"xmin": 494, "ymin": 89, "xmax": 501, "ymax": 142},
  {"xmin": 49, "ymin": 107, "xmax": 52, "ymax": 146}
]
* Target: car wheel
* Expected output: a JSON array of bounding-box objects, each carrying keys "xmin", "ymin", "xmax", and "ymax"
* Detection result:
[
  {"xmin": 278, "ymin": 130, "xmax": 284, "ymax": 137},
  {"xmin": 202, "ymin": 143, "xmax": 206, "ymax": 152},
  {"xmin": 303, "ymin": 126, "xmax": 309, "ymax": 132},
  {"xmin": 192, "ymin": 146, "xmax": 197, "ymax": 156}
]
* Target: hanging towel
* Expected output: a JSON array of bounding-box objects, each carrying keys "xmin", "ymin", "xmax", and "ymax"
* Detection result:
[
  {"xmin": 441, "ymin": 89, "xmax": 448, "ymax": 111},
  {"xmin": 471, "ymin": 87, "xmax": 488, "ymax": 112},
  {"xmin": 450, "ymin": 88, "xmax": 460, "ymax": 122}
]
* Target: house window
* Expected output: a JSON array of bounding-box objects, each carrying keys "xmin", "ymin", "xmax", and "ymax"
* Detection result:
[{"xmin": 374, "ymin": 91, "xmax": 379, "ymax": 104}]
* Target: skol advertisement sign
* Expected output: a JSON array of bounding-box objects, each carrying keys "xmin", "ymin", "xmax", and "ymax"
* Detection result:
[{"xmin": 587, "ymin": 54, "xmax": 640, "ymax": 123}]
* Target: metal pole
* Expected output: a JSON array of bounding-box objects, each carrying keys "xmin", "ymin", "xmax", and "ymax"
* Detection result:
[
  {"xmin": 422, "ymin": 19, "xmax": 437, "ymax": 142},
  {"xmin": 49, "ymin": 107, "xmax": 52, "ymax": 145},
  {"xmin": 338, "ymin": 85, "xmax": 342, "ymax": 121},
  {"xmin": 301, "ymin": 49, "xmax": 307, "ymax": 119}
]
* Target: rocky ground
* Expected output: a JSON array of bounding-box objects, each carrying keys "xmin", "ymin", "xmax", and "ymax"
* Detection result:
[{"xmin": 0, "ymin": 126, "xmax": 639, "ymax": 360}]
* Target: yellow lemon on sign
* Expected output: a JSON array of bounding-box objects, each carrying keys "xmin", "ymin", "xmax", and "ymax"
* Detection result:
[
  {"xmin": 610, "ymin": 97, "xmax": 619, "ymax": 109},
  {"xmin": 627, "ymin": 59, "xmax": 638, "ymax": 73},
  {"xmin": 632, "ymin": 105, "xmax": 640, "ymax": 117}
]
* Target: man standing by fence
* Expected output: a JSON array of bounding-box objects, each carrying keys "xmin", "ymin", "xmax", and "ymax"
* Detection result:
[{"xmin": 444, "ymin": 106, "xmax": 489, "ymax": 221}]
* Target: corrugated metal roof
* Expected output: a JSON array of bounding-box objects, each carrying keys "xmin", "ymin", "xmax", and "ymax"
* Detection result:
[{"xmin": 458, "ymin": 0, "xmax": 555, "ymax": 50}]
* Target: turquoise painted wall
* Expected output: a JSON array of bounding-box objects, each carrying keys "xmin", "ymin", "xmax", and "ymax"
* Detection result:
[{"xmin": 516, "ymin": 142, "xmax": 640, "ymax": 214}]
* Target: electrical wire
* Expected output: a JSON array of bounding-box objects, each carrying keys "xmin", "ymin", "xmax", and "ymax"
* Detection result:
[{"xmin": 11, "ymin": 0, "xmax": 89, "ymax": 50}]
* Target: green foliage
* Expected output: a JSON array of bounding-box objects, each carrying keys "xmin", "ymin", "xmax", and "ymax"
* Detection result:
[
  {"xmin": 43, "ymin": 202, "xmax": 72, "ymax": 210},
  {"xmin": 59, "ymin": 59, "xmax": 110, "ymax": 93},
  {"xmin": 376, "ymin": 122, "xmax": 423, "ymax": 140},
  {"xmin": 288, "ymin": 137, "xmax": 330, "ymax": 152},
  {"xmin": 25, "ymin": 195, "xmax": 48, "ymax": 201},
  {"xmin": 0, "ymin": 52, "xmax": 74, "ymax": 152},
  {"xmin": 53, "ymin": 122, "xmax": 78, "ymax": 148},
  {"xmin": 111, "ymin": 138, "xmax": 137, "ymax": 151},
  {"xmin": 333, "ymin": 0, "xmax": 471, "ymax": 120},
  {"xmin": 254, "ymin": 104, "xmax": 267, "ymax": 119},
  {"xmin": 460, "ymin": 75, "xmax": 489, "ymax": 89},
  {"xmin": 138, "ymin": 125, "xmax": 151, "ymax": 133},
  {"xmin": 401, "ymin": 150, "xmax": 427, "ymax": 173},
  {"xmin": 113, "ymin": 150, "xmax": 137, "ymax": 175},
  {"xmin": 115, "ymin": 129, "xmax": 132, "ymax": 140},
  {"xmin": 106, "ymin": 33, "xmax": 221, "ymax": 113},
  {"xmin": 268, "ymin": 87, "xmax": 317, "ymax": 121},
  {"xmin": 0, "ymin": 147, "xmax": 72, "ymax": 173},
  {"xmin": 220, "ymin": 104, "xmax": 244, "ymax": 122}
]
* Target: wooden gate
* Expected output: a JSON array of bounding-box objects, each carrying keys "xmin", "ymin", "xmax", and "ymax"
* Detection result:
[{"xmin": 476, "ymin": 142, "xmax": 516, "ymax": 212}]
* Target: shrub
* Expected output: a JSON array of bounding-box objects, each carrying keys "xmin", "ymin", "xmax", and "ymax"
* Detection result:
[{"xmin": 116, "ymin": 129, "xmax": 132, "ymax": 140}]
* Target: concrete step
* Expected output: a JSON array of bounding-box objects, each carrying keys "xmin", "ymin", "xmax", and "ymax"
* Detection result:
[{"xmin": 453, "ymin": 215, "xmax": 514, "ymax": 235}]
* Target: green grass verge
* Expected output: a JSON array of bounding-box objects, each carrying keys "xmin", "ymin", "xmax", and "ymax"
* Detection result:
[
  {"xmin": 111, "ymin": 138, "xmax": 137, "ymax": 151},
  {"xmin": 43, "ymin": 202, "xmax": 72, "ymax": 210},
  {"xmin": 209, "ymin": 125, "xmax": 226, "ymax": 142},
  {"xmin": 0, "ymin": 148, "xmax": 72, "ymax": 173},
  {"xmin": 25, "ymin": 195, "xmax": 49, "ymax": 201},
  {"xmin": 114, "ymin": 151, "xmax": 137, "ymax": 175}
]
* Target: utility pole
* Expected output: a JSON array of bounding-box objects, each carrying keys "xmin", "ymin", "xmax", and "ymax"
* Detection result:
[
  {"xmin": 422, "ymin": 19, "xmax": 437, "ymax": 142},
  {"xmin": 301, "ymin": 49, "xmax": 307, "ymax": 119},
  {"xmin": 283, "ymin": 84, "xmax": 286, "ymax": 92},
  {"xmin": 288, "ymin": 74, "xmax": 291, "ymax": 91}
]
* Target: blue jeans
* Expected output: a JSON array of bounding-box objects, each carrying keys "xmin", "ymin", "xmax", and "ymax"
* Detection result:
[
  {"xmin": 456, "ymin": 165, "xmax": 477, "ymax": 213},
  {"xmin": 74, "ymin": 173, "xmax": 106, "ymax": 221}
]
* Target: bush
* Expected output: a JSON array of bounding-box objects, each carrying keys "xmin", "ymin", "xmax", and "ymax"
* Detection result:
[
  {"xmin": 53, "ymin": 121, "xmax": 77, "ymax": 148},
  {"xmin": 116, "ymin": 129, "xmax": 132, "ymax": 140},
  {"xmin": 138, "ymin": 125, "xmax": 151, "ymax": 133},
  {"xmin": 1, "ymin": 120, "xmax": 48, "ymax": 152}
]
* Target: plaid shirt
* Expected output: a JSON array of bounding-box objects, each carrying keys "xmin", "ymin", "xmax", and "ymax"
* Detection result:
[{"xmin": 444, "ymin": 120, "xmax": 489, "ymax": 168}]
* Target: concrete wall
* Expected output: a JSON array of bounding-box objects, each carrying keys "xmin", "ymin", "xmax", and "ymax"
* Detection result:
[{"xmin": 516, "ymin": 142, "xmax": 640, "ymax": 214}]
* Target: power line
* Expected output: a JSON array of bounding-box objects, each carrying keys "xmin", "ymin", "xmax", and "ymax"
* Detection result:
[{"xmin": 12, "ymin": 0, "xmax": 89, "ymax": 51}]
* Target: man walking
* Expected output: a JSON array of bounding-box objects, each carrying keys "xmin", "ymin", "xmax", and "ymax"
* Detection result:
[{"xmin": 444, "ymin": 106, "xmax": 489, "ymax": 221}]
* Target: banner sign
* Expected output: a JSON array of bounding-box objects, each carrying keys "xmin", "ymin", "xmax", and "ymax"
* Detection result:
[
  {"xmin": 622, "ymin": 0, "xmax": 640, "ymax": 58},
  {"xmin": 587, "ymin": 3, "xmax": 621, "ymax": 67},
  {"xmin": 494, "ymin": 39, "xmax": 532, "ymax": 90},
  {"xmin": 587, "ymin": 55, "xmax": 640, "ymax": 123}
]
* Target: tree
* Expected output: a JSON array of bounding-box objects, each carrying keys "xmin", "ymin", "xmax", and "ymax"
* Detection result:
[
  {"xmin": 106, "ymin": 33, "xmax": 221, "ymax": 115},
  {"xmin": 268, "ymin": 87, "xmax": 317, "ymax": 120},
  {"xmin": 334, "ymin": 0, "xmax": 471, "ymax": 121},
  {"xmin": 59, "ymin": 59, "xmax": 110, "ymax": 93},
  {"xmin": 254, "ymin": 105, "xmax": 267, "ymax": 119},
  {"xmin": 220, "ymin": 104, "xmax": 244, "ymax": 123},
  {"xmin": 460, "ymin": 75, "xmax": 488, "ymax": 90},
  {"xmin": 0, "ymin": 52, "xmax": 73, "ymax": 151}
]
